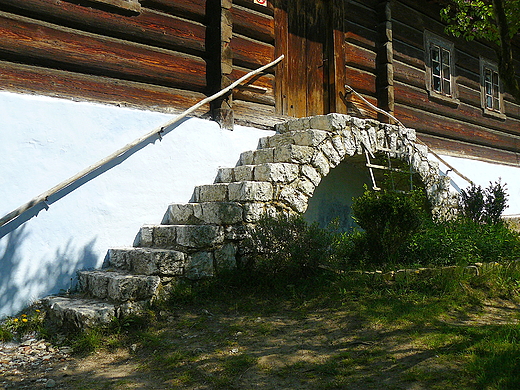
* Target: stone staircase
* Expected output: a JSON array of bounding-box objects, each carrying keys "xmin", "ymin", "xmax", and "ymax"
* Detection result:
[{"xmin": 43, "ymin": 114, "xmax": 455, "ymax": 329}]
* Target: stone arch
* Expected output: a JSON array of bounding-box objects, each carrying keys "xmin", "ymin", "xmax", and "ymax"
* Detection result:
[{"xmin": 207, "ymin": 113, "xmax": 456, "ymax": 223}]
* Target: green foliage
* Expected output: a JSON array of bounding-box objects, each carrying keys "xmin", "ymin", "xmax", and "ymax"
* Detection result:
[
  {"xmin": 350, "ymin": 189, "xmax": 429, "ymax": 266},
  {"xmin": 0, "ymin": 307, "xmax": 45, "ymax": 340},
  {"xmin": 460, "ymin": 180, "xmax": 508, "ymax": 223},
  {"xmin": 403, "ymin": 217, "xmax": 520, "ymax": 267},
  {"xmin": 242, "ymin": 214, "xmax": 334, "ymax": 281}
]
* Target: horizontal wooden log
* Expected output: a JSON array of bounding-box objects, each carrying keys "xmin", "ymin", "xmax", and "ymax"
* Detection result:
[
  {"xmin": 393, "ymin": 60, "xmax": 425, "ymax": 90},
  {"xmin": 394, "ymin": 82, "xmax": 520, "ymax": 137},
  {"xmin": 0, "ymin": 12, "xmax": 207, "ymax": 91},
  {"xmin": 232, "ymin": 4, "xmax": 274, "ymax": 43},
  {"xmin": 418, "ymin": 132, "xmax": 520, "ymax": 167},
  {"xmin": 345, "ymin": 0, "xmax": 378, "ymax": 31},
  {"xmin": 229, "ymin": 67, "xmax": 275, "ymax": 105},
  {"xmin": 345, "ymin": 25, "xmax": 377, "ymax": 50},
  {"xmin": 233, "ymin": 99, "xmax": 286, "ymax": 129},
  {"xmin": 140, "ymin": 0, "xmax": 206, "ymax": 22},
  {"xmin": 89, "ymin": 0, "xmax": 141, "ymax": 13},
  {"xmin": 395, "ymin": 103, "xmax": 520, "ymax": 153},
  {"xmin": 0, "ymin": 0, "xmax": 206, "ymax": 55},
  {"xmin": 345, "ymin": 92, "xmax": 379, "ymax": 120},
  {"xmin": 231, "ymin": 33, "xmax": 274, "ymax": 69},
  {"xmin": 393, "ymin": 39, "xmax": 424, "ymax": 69},
  {"xmin": 0, "ymin": 60, "xmax": 210, "ymax": 115},
  {"xmin": 345, "ymin": 66, "xmax": 377, "ymax": 95},
  {"xmin": 346, "ymin": 43, "xmax": 376, "ymax": 72}
]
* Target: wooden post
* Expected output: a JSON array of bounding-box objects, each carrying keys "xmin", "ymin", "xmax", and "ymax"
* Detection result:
[
  {"xmin": 208, "ymin": 0, "xmax": 234, "ymax": 129},
  {"xmin": 376, "ymin": 0, "xmax": 395, "ymax": 123}
]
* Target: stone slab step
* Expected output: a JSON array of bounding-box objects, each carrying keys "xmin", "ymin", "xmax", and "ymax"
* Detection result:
[
  {"xmin": 78, "ymin": 270, "xmax": 161, "ymax": 302},
  {"xmin": 108, "ymin": 247, "xmax": 186, "ymax": 276},
  {"xmin": 161, "ymin": 202, "xmax": 244, "ymax": 225},
  {"xmin": 135, "ymin": 224, "xmax": 225, "ymax": 250},
  {"xmin": 42, "ymin": 296, "xmax": 147, "ymax": 330},
  {"xmin": 43, "ymin": 296, "xmax": 117, "ymax": 329}
]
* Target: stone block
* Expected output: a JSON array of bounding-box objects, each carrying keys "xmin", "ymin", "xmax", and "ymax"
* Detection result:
[
  {"xmin": 278, "ymin": 186, "xmax": 308, "ymax": 213},
  {"xmin": 311, "ymin": 151, "xmax": 330, "ymax": 176},
  {"xmin": 287, "ymin": 117, "xmax": 310, "ymax": 132},
  {"xmin": 163, "ymin": 202, "xmax": 243, "ymax": 225},
  {"xmin": 214, "ymin": 243, "xmax": 237, "ymax": 271},
  {"xmin": 228, "ymin": 181, "xmax": 273, "ymax": 202},
  {"xmin": 320, "ymin": 139, "xmax": 341, "ymax": 167},
  {"xmin": 253, "ymin": 148, "xmax": 275, "ymax": 164},
  {"xmin": 135, "ymin": 225, "xmax": 155, "ymax": 247},
  {"xmin": 108, "ymin": 248, "xmax": 185, "ymax": 276},
  {"xmin": 331, "ymin": 135, "xmax": 346, "ymax": 159},
  {"xmin": 175, "ymin": 225, "xmax": 225, "ymax": 249},
  {"xmin": 300, "ymin": 164, "xmax": 321, "ymax": 186},
  {"xmin": 273, "ymin": 144, "xmax": 314, "ymax": 164},
  {"xmin": 242, "ymin": 202, "xmax": 267, "ymax": 223},
  {"xmin": 215, "ymin": 167, "xmax": 234, "ymax": 183},
  {"xmin": 263, "ymin": 133, "xmax": 295, "ymax": 148},
  {"xmin": 292, "ymin": 129, "xmax": 329, "ymax": 146},
  {"xmin": 43, "ymin": 296, "xmax": 117, "ymax": 329},
  {"xmin": 239, "ymin": 150, "xmax": 254, "ymax": 166},
  {"xmin": 107, "ymin": 273, "xmax": 161, "ymax": 302},
  {"xmin": 234, "ymin": 165, "xmax": 254, "ymax": 182},
  {"xmin": 254, "ymin": 163, "xmax": 299, "ymax": 183},
  {"xmin": 296, "ymin": 178, "xmax": 316, "ymax": 196},
  {"xmin": 185, "ymin": 251, "xmax": 214, "ymax": 279},
  {"xmin": 195, "ymin": 184, "xmax": 228, "ymax": 202}
]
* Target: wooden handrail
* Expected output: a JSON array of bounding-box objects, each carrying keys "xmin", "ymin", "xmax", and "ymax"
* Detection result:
[{"xmin": 0, "ymin": 55, "xmax": 285, "ymax": 228}]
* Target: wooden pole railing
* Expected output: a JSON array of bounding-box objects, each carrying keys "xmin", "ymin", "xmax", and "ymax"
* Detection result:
[{"xmin": 0, "ymin": 55, "xmax": 285, "ymax": 228}]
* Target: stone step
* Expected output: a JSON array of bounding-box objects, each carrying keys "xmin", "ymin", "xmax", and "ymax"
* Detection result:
[
  {"xmin": 42, "ymin": 296, "xmax": 146, "ymax": 330},
  {"xmin": 215, "ymin": 163, "xmax": 300, "ymax": 184},
  {"xmin": 135, "ymin": 224, "xmax": 225, "ymax": 250},
  {"xmin": 161, "ymin": 202, "xmax": 244, "ymax": 225},
  {"xmin": 78, "ymin": 270, "xmax": 161, "ymax": 302},
  {"xmin": 107, "ymin": 247, "xmax": 186, "ymax": 276},
  {"xmin": 192, "ymin": 181, "xmax": 273, "ymax": 203}
]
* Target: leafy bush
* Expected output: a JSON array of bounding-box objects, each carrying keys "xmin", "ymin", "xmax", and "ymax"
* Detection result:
[
  {"xmin": 349, "ymin": 189, "xmax": 429, "ymax": 266},
  {"xmin": 460, "ymin": 180, "xmax": 508, "ymax": 224},
  {"xmin": 402, "ymin": 218, "xmax": 520, "ymax": 267},
  {"xmin": 242, "ymin": 214, "xmax": 334, "ymax": 281}
]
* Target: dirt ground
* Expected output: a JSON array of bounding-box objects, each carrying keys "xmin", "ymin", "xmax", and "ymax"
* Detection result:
[{"xmin": 2, "ymin": 298, "xmax": 519, "ymax": 390}]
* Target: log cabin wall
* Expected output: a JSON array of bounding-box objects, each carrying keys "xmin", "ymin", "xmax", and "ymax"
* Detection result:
[
  {"xmin": 392, "ymin": 0, "xmax": 520, "ymax": 166},
  {"xmin": 229, "ymin": 0, "xmax": 278, "ymax": 127},
  {"xmin": 0, "ymin": 0, "xmax": 210, "ymax": 115},
  {"xmin": 343, "ymin": 0, "xmax": 379, "ymax": 119}
]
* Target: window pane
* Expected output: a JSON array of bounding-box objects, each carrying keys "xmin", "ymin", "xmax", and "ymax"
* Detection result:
[
  {"xmin": 485, "ymin": 69, "xmax": 492, "ymax": 83},
  {"xmin": 431, "ymin": 46, "xmax": 439, "ymax": 62},
  {"xmin": 493, "ymin": 97, "xmax": 500, "ymax": 110},
  {"xmin": 443, "ymin": 79, "xmax": 451, "ymax": 95},
  {"xmin": 486, "ymin": 95, "xmax": 493, "ymax": 109},
  {"xmin": 433, "ymin": 76, "xmax": 441, "ymax": 92},
  {"xmin": 442, "ymin": 49, "xmax": 450, "ymax": 66}
]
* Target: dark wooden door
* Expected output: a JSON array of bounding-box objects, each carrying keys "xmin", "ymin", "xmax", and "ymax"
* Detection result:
[{"xmin": 277, "ymin": 0, "xmax": 337, "ymax": 117}]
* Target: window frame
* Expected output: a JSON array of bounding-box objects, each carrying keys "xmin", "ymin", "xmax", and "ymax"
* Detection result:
[
  {"xmin": 424, "ymin": 31, "xmax": 459, "ymax": 106},
  {"xmin": 480, "ymin": 57, "xmax": 505, "ymax": 119}
]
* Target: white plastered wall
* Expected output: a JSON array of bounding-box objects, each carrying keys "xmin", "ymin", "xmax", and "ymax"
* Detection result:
[{"xmin": 0, "ymin": 91, "xmax": 273, "ymax": 317}]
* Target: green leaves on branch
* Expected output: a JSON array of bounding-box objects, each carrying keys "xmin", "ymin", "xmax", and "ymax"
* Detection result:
[{"xmin": 440, "ymin": 0, "xmax": 520, "ymax": 43}]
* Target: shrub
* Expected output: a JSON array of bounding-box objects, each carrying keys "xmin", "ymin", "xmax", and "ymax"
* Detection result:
[
  {"xmin": 242, "ymin": 214, "xmax": 334, "ymax": 281},
  {"xmin": 350, "ymin": 189, "xmax": 429, "ymax": 266},
  {"xmin": 402, "ymin": 218, "xmax": 520, "ymax": 267},
  {"xmin": 460, "ymin": 180, "xmax": 508, "ymax": 224}
]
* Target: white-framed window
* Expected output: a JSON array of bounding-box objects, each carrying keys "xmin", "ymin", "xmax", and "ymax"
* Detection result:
[
  {"xmin": 480, "ymin": 58, "xmax": 504, "ymax": 118},
  {"xmin": 424, "ymin": 31, "xmax": 459, "ymax": 105}
]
